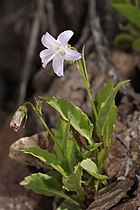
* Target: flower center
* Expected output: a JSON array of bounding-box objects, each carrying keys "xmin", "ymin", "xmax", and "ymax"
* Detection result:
[{"xmin": 58, "ymin": 45, "xmax": 66, "ymax": 55}]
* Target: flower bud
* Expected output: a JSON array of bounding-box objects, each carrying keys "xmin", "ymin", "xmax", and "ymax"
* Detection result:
[{"xmin": 10, "ymin": 106, "xmax": 27, "ymax": 132}]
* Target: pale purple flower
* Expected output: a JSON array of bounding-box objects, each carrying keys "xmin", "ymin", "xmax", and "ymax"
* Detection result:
[{"xmin": 39, "ymin": 30, "xmax": 81, "ymax": 77}]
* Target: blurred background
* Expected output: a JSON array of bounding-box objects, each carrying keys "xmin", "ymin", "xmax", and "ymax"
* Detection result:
[{"xmin": 0, "ymin": 0, "xmax": 140, "ymax": 209}]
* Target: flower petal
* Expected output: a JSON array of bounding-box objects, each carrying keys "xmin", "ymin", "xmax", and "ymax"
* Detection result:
[
  {"xmin": 64, "ymin": 48, "xmax": 81, "ymax": 61},
  {"xmin": 39, "ymin": 49, "xmax": 53, "ymax": 62},
  {"xmin": 41, "ymin": 32, "xmax": 58, "ymax": 48},
  {"xmin": 39, "ymin": 49, "xmax": 55, "ymax": 68},
  {"xmin": 52, "ymin": 54, "xmax": 64, "ymax": 77},
  {"xmin": 57, "ymin": 30, "xmax": 74, "ymax": 46}
]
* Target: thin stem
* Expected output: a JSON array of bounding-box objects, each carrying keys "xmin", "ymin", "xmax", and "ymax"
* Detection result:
[
  {"xmin": 78, "ymin": 187, "xmax": 85, "ymax": 204},
  {"xmin": 86, "ymin": 86, "xmax": 99, "ymax": 121},
  {"xmin": 77, "ymin": 52, "xmax": 99, "ymax": 122},
  {"xmin": 24, "ymin": 101, "xmax": 60, "ymax": 148}
]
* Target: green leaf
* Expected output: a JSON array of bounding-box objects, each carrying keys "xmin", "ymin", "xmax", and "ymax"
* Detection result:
[
  {"xmin": 42, "ymin": 96, "xmax": 93, "ymax": 145},
  {"xmin": 83, "ymin": 143, "xmax": 102, "ymax": 159},
  {"xmin": 54, "ymin": 119, "xmax": 82, "ymax": 173},
  {"xmin": 21, "ymin": 173, "xmax": 80, "ymax": 207},
  {"xmin": 133, "ymin": 39, "xmax": 140, "ymax": 51},
  {"xmin": 113, "ymin": 4, "xmax": 140, "ymax": 30},
  {"xmin": 114, "ymin": 33, "xmax": 134, "ymax": 49},
  {"xmin": 97, "ymin": 147, "xmax": 108, "ymax": 169},
  {"xmin": 20, "ymin": 172, "xmax": 65, "ymax": 197},
  {"xmin": 95, "ymin": 79, "xmax": 114, "ymax": 113},
  {"xmin": 80, "ymin": 158, "xmax": 108, "ymax": 180},
  {"xmin": 103, "ymin": 102, "xmax": 117, "ymax": 147},
  {"xmin": 112, "ymin": 0, "xmax": 134, "ymax": 4},
  {"xmin": 119, "ymin": 23, "xmax": 140, "ymax": 36},
  {"xmin": 96, "ymin": 80, "xmax": 128, "ymax": 137},
  {"xmin": 23, "ymin": 147, "xmax": 66, "ymax": 176},
  {"xmin": 63, "ymin": 164, "xmax": 82, "ymax": 192},
  {"xmin": 57, "ymin": 199, "xmax": 81, "ymax": 210}
]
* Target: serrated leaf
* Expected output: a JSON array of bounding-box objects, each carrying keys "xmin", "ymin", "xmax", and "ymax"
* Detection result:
[
  {"xmin": 114, "ymin": 33, "xmax": 133, "ymax": 49},
  {"xmin": 23, "ymin": 147, "xmax": 66, "ymax": 176},
  {"xmin": 95, "ymin": 79, "xmax": 114, "ymax": 113},
  {"xmin": 20, "ymin": 172, "xmax": 65, "ymax": 197},
  {"xmin": 96, "ymin": 80, "xmax": 128, "ymax": 137},
  {"xmin": 80, "ymin": 158, "xmax": 108, "ymax": 180},
  {"xmin": 42, "ymin": 96, "xmax": 93, "ymax": 145},
  {"xmin": 113, "ymin": 4, "xmax": 140, "ymax": 30}
]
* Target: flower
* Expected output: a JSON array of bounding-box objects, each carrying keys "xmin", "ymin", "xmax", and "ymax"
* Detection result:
[
  {"xmin": 39, "ymin": 30, "xmax": 81, "ymax": 77},
  {"xmin": 10, "ymin": 106, "xmax": 27, "ymax": 132}
]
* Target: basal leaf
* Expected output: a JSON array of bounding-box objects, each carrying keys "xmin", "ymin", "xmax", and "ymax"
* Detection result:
[
  {"xmin": 62, "ymin": 164, "xmax": 82, "ymax": 192},
  {"xmin": 80, "ymin": 158, "xmax": 108, "ymax": 180},
  {"xmin": 42, "ymin": 96, "xmax": 93, "ymax": 145},
  {"xmin": 23, "ymin": 147, "xmax": 59, "ymax": 165},
  {"xmin": 23, "ymin": 147, "xmax": 66, "ymax": 176},
  {"xmin": 83, "ymin": 143, "xmax": 102, "ymax": 159},
  {"xmin": 20, "ymin": 172, "xmax": 65, "ymax": 197},
  {"xmin": 21, "ymin": 173, "xmax": 80, "ymax": 207},
  {"xmin": 57, "ymin": 199, "xmax": 81, "ymax": 210},
  {"xmin": 113, "ymin": 4, "xmax": 140, "ymax": 30}
]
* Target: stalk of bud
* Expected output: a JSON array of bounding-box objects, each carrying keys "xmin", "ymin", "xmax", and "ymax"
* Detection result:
[{"xmin": 10, "ymin": 106, "xmax": 27, "ymax": 132}]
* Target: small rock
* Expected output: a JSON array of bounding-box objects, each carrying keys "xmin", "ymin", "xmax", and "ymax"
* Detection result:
[{"xmin": 0, "ymin": 196, "xmax": 37, "ymax": 210}]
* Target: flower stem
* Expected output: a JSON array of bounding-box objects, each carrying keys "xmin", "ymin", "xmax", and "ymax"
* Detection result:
[
  {"xmin": 24, "ymin": 101, "xmax": 60, "ymax": 148},
  {"xmin": 77, "ymin": 50, "xmax": 98, "ymax": 122},
  {"xmin": 86, "ymin": 85, "xmax": 99, "ymax": 121}
]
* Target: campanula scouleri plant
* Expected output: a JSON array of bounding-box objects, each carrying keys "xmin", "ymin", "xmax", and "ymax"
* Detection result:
[{"xmin": 10, "ymin": 30, "xmax": 128, "ymax": 209}]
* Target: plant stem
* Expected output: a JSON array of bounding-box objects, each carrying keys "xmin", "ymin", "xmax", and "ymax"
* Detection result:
[
  {"xmin": 24, "ymin": 101, "xmax": 60, "ymax": 148},
  {"xmin": 86, "ymin": 86, "xmax": 99, "ymax": 121},
  {"xmin": 77, "ymin": 49, "xmax": 99, "ymax": 122}
]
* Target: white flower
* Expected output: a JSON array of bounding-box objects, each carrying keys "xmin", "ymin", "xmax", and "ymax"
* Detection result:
[{"xmin": 39, "ymin": 30, "xmax": 81, "ymax": 77}]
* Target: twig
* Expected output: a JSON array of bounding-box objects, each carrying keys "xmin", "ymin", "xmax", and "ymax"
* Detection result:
[
  {"xmin": 88, "ymin": 0, "xmax": 121, "ymax": 82},
  {"xmin": 88, "ymin": 0, "xmax": 140, "ymax": 104},
  {"xmin": 0, "ymin": 5, "xmax": 32, "ymax": 29},
  {"xmin": 75, "ymin": 20, "xmax": 90, "ymax": 49},
  {"xmin": 18, "ymin": 13, "xmax": 40, "ymax": 105},
  {"xmin": 45, "ymin": 0, "xmax": 57, "ymax": 35}
]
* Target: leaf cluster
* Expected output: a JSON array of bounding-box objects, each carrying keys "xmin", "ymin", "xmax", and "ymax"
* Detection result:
[{"xmin": 20, "ymin": 53, "xmax": 128, "ymax": 209}]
